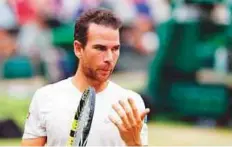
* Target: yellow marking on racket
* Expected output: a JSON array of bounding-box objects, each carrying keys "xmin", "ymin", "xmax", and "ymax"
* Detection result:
[
  {"xmin": 71, "ymin": 119, "xmax": 79, "ymax": 131},
  {"xmin": 67, "ymin": 118, "xmax": 80, "ymax": 146},
  {"xmin": 67, "ymin": 136, "xmax": 74, "ymax": 146}
]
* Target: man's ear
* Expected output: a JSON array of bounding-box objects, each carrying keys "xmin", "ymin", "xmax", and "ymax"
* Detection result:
[{"xmin": 74, "ymin": 40, "xmax": 83, "ymax": 59}]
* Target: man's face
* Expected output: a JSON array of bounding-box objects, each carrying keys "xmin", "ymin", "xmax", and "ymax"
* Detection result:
[{"xmin": 77, "ymin": 23, "xmax": 120, "ymax": 83}]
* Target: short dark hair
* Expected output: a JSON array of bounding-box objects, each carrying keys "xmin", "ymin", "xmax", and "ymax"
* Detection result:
[{"xmin": 74, "ymin": 8, "xmax": 122, "ymax": 47}]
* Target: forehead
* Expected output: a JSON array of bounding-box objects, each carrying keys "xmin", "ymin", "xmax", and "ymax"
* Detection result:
[{"xmin": 87, "ymin": 23, "xmax": 120, "ymax": 46}]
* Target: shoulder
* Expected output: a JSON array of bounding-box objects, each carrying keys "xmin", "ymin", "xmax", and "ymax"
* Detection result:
[{"xmin": 31, "ymin": 78, "xmax": 72, "ymax": 105}]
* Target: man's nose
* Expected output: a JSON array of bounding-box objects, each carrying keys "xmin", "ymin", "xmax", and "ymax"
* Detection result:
[{"xmin": 104, "ymin": 50, "xmax": 113, "ymax": 63}]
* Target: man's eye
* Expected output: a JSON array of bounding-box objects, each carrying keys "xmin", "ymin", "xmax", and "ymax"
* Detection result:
[
  {"xmin": 112, "ymin": 47, "xmax": 119, "ymax": 51},
  {"xmin": 96, "ymin": 47, "xmax": 106, "ymax": 51}
]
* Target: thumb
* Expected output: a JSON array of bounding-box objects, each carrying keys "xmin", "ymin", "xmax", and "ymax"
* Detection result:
[{"xmin": 140, "ymin": 108, "xmax": 150, "ymax": 121}]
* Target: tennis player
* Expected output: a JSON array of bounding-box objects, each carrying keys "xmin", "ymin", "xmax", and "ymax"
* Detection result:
[{"xmin": 21, "ymin": 8, "xmax": 150, "ymax": 146}]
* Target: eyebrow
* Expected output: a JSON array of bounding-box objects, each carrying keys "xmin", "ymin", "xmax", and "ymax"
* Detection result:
[
  {"xmin": 92, "ymin": 44, "xmax": 120, "ymax": 49},
  {"xmin": 92, "ymin": 44, "xmax": 106, "ymax": 49}
]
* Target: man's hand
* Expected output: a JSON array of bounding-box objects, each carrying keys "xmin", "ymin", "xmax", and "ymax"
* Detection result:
[{"xmin": 109, "ymin": 98, "xmax": 150, "ymax": 146}]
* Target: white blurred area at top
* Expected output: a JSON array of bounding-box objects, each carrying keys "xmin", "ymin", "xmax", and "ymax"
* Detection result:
[{"xmin": 0, "ymin": 0, "xmax": 172, "ymax": 25}]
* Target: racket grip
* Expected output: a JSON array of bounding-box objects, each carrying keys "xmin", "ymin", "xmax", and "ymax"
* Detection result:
[
  {"xmin": 66, "ymin": 136, "xmax": 75, "ymax": 146},
  {"xmin": 66, "ymin": 119, "xmax": 79, "ymax": 146}
]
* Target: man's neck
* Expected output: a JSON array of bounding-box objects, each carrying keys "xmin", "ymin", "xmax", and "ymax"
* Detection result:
[{"xmin": 72, "ymin": 69, "xmax": 108, "ymax": 93}]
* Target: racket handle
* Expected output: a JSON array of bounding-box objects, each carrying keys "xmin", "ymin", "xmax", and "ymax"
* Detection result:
[
  {"xmin": 66, "ymin": 119, "xmax": 79, "ymax": 146},
  {"xmin": 66, "ymin": 136, "xmax": 75, "ymax": 146}
]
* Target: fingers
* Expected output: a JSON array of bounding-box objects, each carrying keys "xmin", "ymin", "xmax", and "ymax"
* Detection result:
[
  {"xmin": 128, "ymin": 98, "xmax": 150, "ymax": 122},
  {"xmin": 140, "ymin": 108, "xmax": 150, "ymax": 121},
  {"xmin": 111, "ymin": 98, "xmax": 150, "ymax": 130},
  {"xmin": 128, "ymin": 98, "xmax": 140, "ymax": 123},
  {"xmin": 108, "ymin": 115, "xmax": 124, "ymax": 130},
  {"xmin": 112, "ymin": 103, "xmax": 131, "ymax": 129},
  {"xmin": 119, "ymin": 100, "xmax": 136, "ymax": 127}
]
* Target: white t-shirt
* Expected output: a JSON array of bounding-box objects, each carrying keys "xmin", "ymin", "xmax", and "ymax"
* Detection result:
[{"xmin": 22, "ymin": 77, "xmax": 148, "ymax": 146}]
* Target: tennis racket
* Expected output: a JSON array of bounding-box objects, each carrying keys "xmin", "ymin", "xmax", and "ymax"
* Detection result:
[{"xmin": 67, "ymin": 86, "xmax": 96, "ymax": 146}]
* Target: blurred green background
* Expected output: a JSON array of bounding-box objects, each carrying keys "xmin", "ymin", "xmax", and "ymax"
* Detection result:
[{"xmin": 1, "ymin": 0, "xmax": 232, "ymax": 146}]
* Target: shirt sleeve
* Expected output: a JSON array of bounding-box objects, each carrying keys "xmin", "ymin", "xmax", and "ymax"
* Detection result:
[
  {"xmin": 141, "ymin": 116, "xmax": 148, "ymax": 146},
  {"xmin": 22, "ymin": 89, "xmax": 46, "ymax": 139}
]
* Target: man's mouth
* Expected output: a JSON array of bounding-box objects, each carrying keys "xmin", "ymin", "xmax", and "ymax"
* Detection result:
[{"xmin": 99, "ymin": 69, "xmax": 111, "ymax": 75}]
